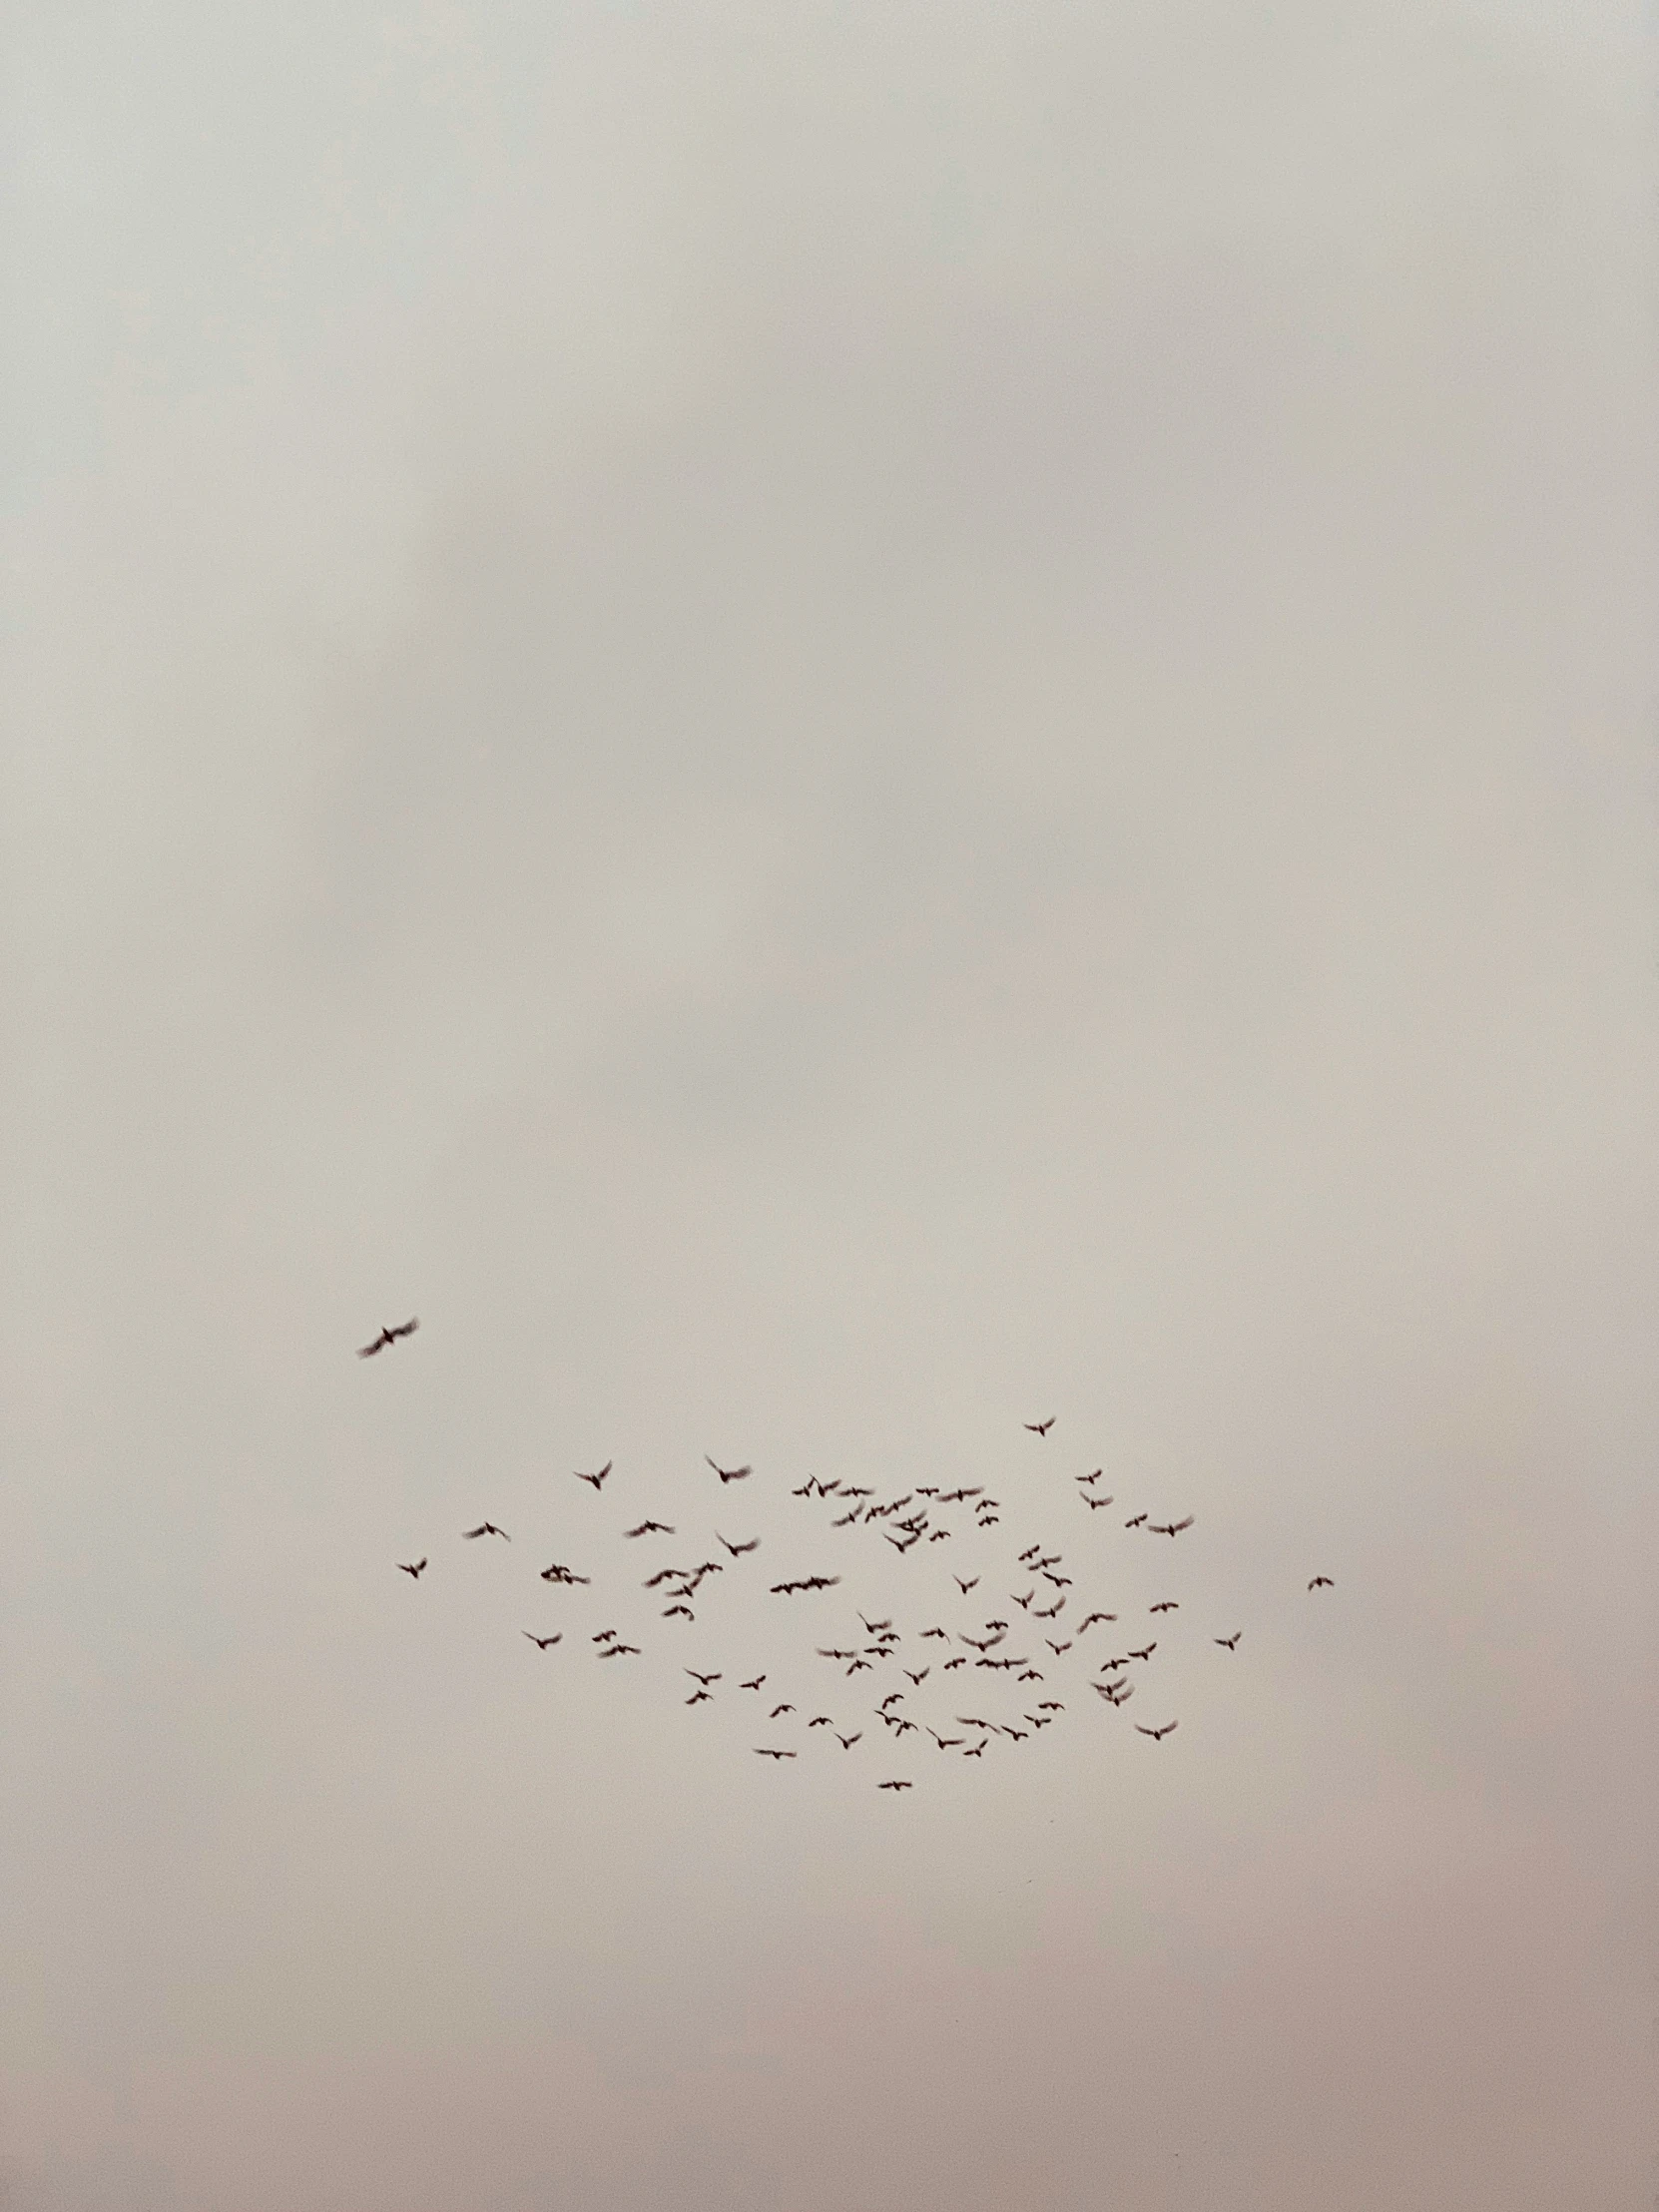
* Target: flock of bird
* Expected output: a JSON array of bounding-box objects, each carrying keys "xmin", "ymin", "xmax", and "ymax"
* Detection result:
[{"xmin": 365, "ymin": 1317, "xmax": 1338, "ymax": 1791}]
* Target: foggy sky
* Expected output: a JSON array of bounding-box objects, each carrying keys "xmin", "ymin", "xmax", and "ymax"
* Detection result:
[{"xmin": 5, "ymin": 3, "xmax": 1656, "ymax": 2208}]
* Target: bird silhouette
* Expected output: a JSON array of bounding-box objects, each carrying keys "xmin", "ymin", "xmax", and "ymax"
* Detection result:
[
  {"xmin": 770, "ymin": 1703, "xmax": 795, "ymax": 1718},
  {"xmin": 964, "ymin": 1740, "xmax": 987, "ymax": 1757},
  {"xmin": 1124, "ymin": 1512, "xmax": 1148, "ymax": 1529},
  {"xmin": 903, "ymin": 1668, "xmax": 930, "ymax": 1686},
  {"xmin": 396, "ymin": 1558, "xmax": 427, "ymax": 1579},
  {"xmin": 943, "ymin": 1656, "xmax": 966, "ymax": 1671},
  {"xmin": 1086, "ymin": 1495, "xmax": 1114, "ymax": 1509},
  {"xmin": 686, "ymin": 1690, "xmax": 712, "ymax": 1706},
  {"xmin": 1309, "ymin": 1575, "xmax": 1335, "ymax": 1590},
  {"xmin": 954, "ymin": 1576, "xmax": 980, "ymax": 1594},
  {"xmin": 1215, "ymin": 1633, "xmax": 1241, "ymax": 1650},
  {"xmin": 809, "ymin": 1715, "xmax": 833, "ymax": 1728},
  {"xmin": 1136, "ymin": 1721, "xmax": 1178, "ymax": 1741},
  {"xmin": 834, "ymin": 1732, "xmax": 861, "ymax": 1750},
  {"xmin": 541, "ymin": 1563, "xmax": 589, "ymax": 1584},
  {"xmin": 687, "ymin": 1670, "xmax": 722, "ymax": 1686},
  {"xmin": 523, "ymin": 1632, "xmax": 561, "ymax": 1649},
  {"xmin": 1025, "ymin": 1417, "xmax": 1055, "ymax": 1435},
  {"xmin": 755, "ymin": 1748, "xmax": 796, "ymax": 1760},
  {"xmin": 707, "ymin": 1457, "xmax": 752, "ymax": 1483},
  {"xmin": 575, "ymin": 1463, "xmax": 612, "ymax": 1490},
  {"xmin": 624, "ymin": 1521, "xmax": 674, "ymax": 1537},
  {"xmin": 663, "ymin": 1604, "xmax": 695, "ymax": 1621},
  {"xmin": 1150, "ymin": 1516, "xmax": 1194, "ymax": 1537},
  {"xmin": 1128, "ymin": 1642, "xmax": 1157, "ymax": 1661},
  {"xmin": 877, "ymin": 1779, "xmax": 913, "ymax": 1791},
  {"xmin": 1077, "ymin": 1468, "xmax": 1103, "ymax": 1485},
  {"xmin": 462, "ymin": 1523, "xmax": 509, "ymax": 1540},
  {"xmin": 357, "ymin": 1318, "xmax": 418, "ymax": 1359},
  {"xmin": 716, "ymin": 1534, "xmax": 760, "ymax": 1557},
  {"xmin": 1078, "ymin": 1612, "xmax": 1116, "ymax": 1632},
  {"xmin": 1150, "ymin": 1601, "xmax": 1179, "ymax": 1614},
  {"xmin": 1046, "ymin": 1639, "xmax": 1072, "ymax": 1655}
]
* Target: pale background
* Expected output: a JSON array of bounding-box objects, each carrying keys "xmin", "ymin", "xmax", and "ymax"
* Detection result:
[{"xmin": 4, "ymin": 3, "xmax": 1656, "ymax": 2208}]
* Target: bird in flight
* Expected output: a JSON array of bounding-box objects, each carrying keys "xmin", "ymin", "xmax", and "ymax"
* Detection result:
[
  {"xmin": 717, "ymin": 1533, "xmax": 761, "ymax": 1556},
  {"xmin": 1136, "ymin": 1721, "xmax": 1178, "ymax": 1741},
  {"xmin": 770, "ymin": 1703, "xmax": 795, "ymax": 1718},
  {"xmin": 1215, "ymin": 1632, "xmax": 1241, "ymax": 1650},
  {"xmin": 357, "ymin": 1318, "xmax": 418, "ymax": 1359},
  {"xmin": 575, "ymin": 1462, "xmax": 612, "ymax": 1490},
  {"xmin": 1128, "ymin": 1642, "xmax": 1157, "ymax": 1662},
  {"xmin": 1046, "ymin": 1639, "xmax": 1072, "ymax": 1655},
  {"xmin": 687, "ymin": 1670, "xmax": 722, "ymax": 1687},
  {"xmin": 601, "ymin": 1642, "xmax": 641, "ymax": 1658},
  {"xmin": 1025, "ymin": 1417, "xmax": 1055, "ymax": 1435},
  {"xmin": 624, "ymin": 1521, "xmax": 674, "ymax": 1537},
  {"xmin": 877, "ymin": 1779, "xmax": 913, "ymax": 1792},
  {"xmin": 1085, "ymin": 1494, "xmax": 1114, "ymax": 1509},
  {"xmin": 1077, "ymin": 1612, "xmax": 1116, "ymax": 1632},
  {"xmin": 953, "ymin": 1575, "xmax": 979, "ymax": 1595},
  {"xmin": 462, "ymin": 1522, "xmax": 509, "ymax": 1541},
  {"xmin": 1150, "ymin": 1516, "xmax": 1194, "ymax": 1537},
  {"xmin": 963, "ymin": 1739, "xmax": 987, "ymax": 1757},
  {"xmin": 1077, "ymin": 1468, "xmax": 1103, "ymax": 1485},
  {"xmin": 834, "ymin": 1732, "xmax": 861, "ymax": 1750},
  {"xmin": 541, "ymin": 1563, "xmax": 588, "ymax": 1583},
  {"xmin": 808, "ymin": 1715, "xmax": 833, "ymax": 1729},
  {"xmin": 1149, "ymin": 1601, "xmax": 1179, "ymax": 1614},
  {"xmin": 1309, "ymin": 1575, "xmax": 1335, "ymax": 1590},
  {"xmin": 707, "ymin": 1457, "xmax": 752, "ymax": 1483},
  {"xmin": 740, "ymin": 1676, "xmax": 766, "ymax": 1691},
  {"xmin": 396, "ymin": 1558, "xmax": 427, "ymax": 1579},
  {"xmin": 1124, "ymin": 1512, "xmax": 1148, "ymax": 1528},
  {"xmin": 662, "ymin": 1604, "xmax": 695, "ymax": 1621},
  {"xmin": 686, "ymin": 1690, "xmax": 713, "ymax": 1706},
  {"xmin": 755, "ymin": 1748, "xmax": 796, "ymax": 1760},
  {"xmin": 523, "ymin": 1632, "xmax": 562, "ymax": 1649}
]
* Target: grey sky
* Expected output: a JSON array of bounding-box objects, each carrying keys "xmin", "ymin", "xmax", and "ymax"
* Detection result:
[{"xmin": 5, "ymin": 4, "xmax": 1656, "ymax": 2209}]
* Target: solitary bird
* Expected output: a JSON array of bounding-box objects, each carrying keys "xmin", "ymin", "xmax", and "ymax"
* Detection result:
[
  {"xmin": 1215, "ymin": 1633, "xmax": 1241, "ymax": 1650},
  {"xmin": 575, "ymin": 1462, "xmax": 612, "ymax": 1490},
  {"xmin": 1025, "ymin": 1417, "xmax": 1055, "ymax": 1436},
  {"xmin": 541, "ymin": 1563, "xmax": 589, "ymax": 1584},
  {"xmin": 1309, "ymin": 1575, "xmax": 1335, "ymax": 1590},
  {"xmin": 462, "ymin": 1522, "xmax": 509, "ymax": 1541},
  {"xmin": 707, "ymin": 1457, "xmax": 752, "ymax": 1483},
  {"xmin": 1046, "ymin": 1639, "xmax": 1072, "ymax": 1655},
  {"xmin": 809, "ymin": 1715, "xmax": 833, "ymax": 1728},
  {"xmin": 396, "ymin": 1558, "xmax": 426, "ymax": 1579},
  {"xmin": 1150, "ymin": 1516, "xmax": 1195, "ymax": 1537},
  {"xmin": 755, "ymin": 1748, "xmax": 796, "ymax": 1760},
  {"xmin": 523, "ymin": 1632, "xmax": 561, "ymax": 1649},
  {"xmin": 877, "ymin": 1780, "xmax": 913, "ymax": 1792},
  {"xmin": 357, "ymin": 1317, "xmax": 418, "ymax": 1359},
  {"xmin": 1136, "ymin": 1721, "xmax": 1178, "ymax": 1741},
  {"xmin": 1150, "ymin": 1601, "xmax": 1179, "ymax": 1614},
  {"xmin": 625, "ymin": 1521, "xmax": 674, "ymax": 1537}
]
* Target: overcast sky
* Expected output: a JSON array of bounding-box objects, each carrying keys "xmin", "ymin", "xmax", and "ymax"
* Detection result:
[{"xmin": 4, "ymin": 4, "xmax": 1656, "ymax": 2209}]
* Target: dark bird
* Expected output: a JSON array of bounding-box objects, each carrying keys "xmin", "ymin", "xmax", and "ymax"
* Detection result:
[
  {"xmin": 707, "ymin": 1457, "xmax": 752, "ymax": 1483},
  {"xmin": 770, "ymin": 1704, "xmax": 795, "ymax": 1718},
  {"xmin": 1086, "ymin": 1494, "xmax": 1114, "ymax": 1509},
  {"xmin": 663, "ymin": 1604, "xmax": 695, "ymax": 1620},
  {"xmin": 1012, "ymin": 1591, "xmax": 1035, "ymax": 1610},
  {"xmin": 834, "ymin": 1732, "xmax": 861, "ymax": 1750},
  {"xmin": 686, "ymin": 1690, "xmax": 712, "ymax": 1706},
  {"xmin": 1150, "ymin": 1516, "xmax": 1195, "ymax": 1537},
  {"xmin": 809, "ymin": 1715, "xmax": 833, "ymax": 1728},
  {"xmin": 920, "ymin": 1627, "xmax": 950, "ymax": 1642},
  {"xmin": 1017, "ymin": 1668, "xmax": 1043, "ymax": 1683},
  {"xmin": 830, "ymin": 1508, "xmax": 861, "ymax": 1526},
  {"xmin": 357, "ymin": 1317, "xmax": 418, "ymax": 1359},
  {"xmin": 1078, "ymin": 1612, "xmax": 1116, "ymax": 1631},
  {"xmin": 927, "ymin": 1731, "xmax": 963, "ymax": 1750},
  {"xmin": 1150, "ymin": 1601, "xmax": 1179, "ymax": 1614},
  {"xmin": 1215, "ymin": 1633, "xmax": 1241, "ymax": 1650},
  {"xmin": 575, "ymin": 1462, "xmax": 612, "ymax": 1490},
  {"xmin": 1025, "ymin": 1417, "xmax": 1055, "ymax": 1435},
  {"xmin": 1018, "ymin": 1545, "xmax": 1041, "ymax": 1563},
  {"xmin": 878, "ymin": 1692, "xmax": 903, "ymax": 1711},
  {"xmin": 964, "ymin": 1740, "xmax": 987, "ymax": 1757},
  {"xmin": 755, "ymin": 1748, "xmax": 797, "ymax": 1759},
  {"xmin": 904, "ymin": 1668, "xmax": 930, "ymax": 1686},
  {"xmin": 845, "ymin": 1658, "xmax": 871, "ymax": 1675},
  {"xmin": 877, "ymin": 1780, "xmax": 912, "ymax": 1791},
  {"xmin": 523, "ymin": 1632, "xmax": 561, "ymax": 1649},
  {"xmin": 594, "ymin": 1629, "xmax": 617, "ymax": 1643},
  {"xmin": 1136, "ymin": 1721, "xmax": 1178, "ymax": 1741},
  {"xmin": 1124, "ymin": 1512, "xmax": 1148, "ymax": 1528},
  {"xmin": 954, "ymin": 1576, "xmax": 980, "ymax": 1595},
  {"xmin": 1046, "ymin": 1639, "xmax": 1072, "ymax": 1655},
  {"xmin": 625, "ymin": 1521, "xmax": 674, "ymax": 1537},
  {"xmin": 1042, "ymin": 1570, "xmax": 1072, "ymax": 1587},
  {"xmin": 462, "ymin": 1522, "xmax": 509, "ymax": 1540},
  {"xmin": 396, "ymin": 1558, "xmax": 427, "ymax": 1579},
  {"xmin": 1129, "ymin": 1642, "xmax": 1157, "ymax": 1661},
  {"xmin": 942, "ymin": 1656, "xmax": 966, "ymax": 1671},
  {"xmin": 859, "ymin": 1615, "xmax": 893, "ymax": 1633},
  {"xmin": 1077, "ymin": 1468, "xmax": 1103, "ymax": 1485},
  {"xmin": 599, "ymin": 1644, "xmax": 639, "ymax": 1658},
  {"xmin": 1309, "ymin": 1575, "xmax": 1335, "ymax": 1590},
  {"xmin": 1038, "ymin": 1701, "xmax": 1064, "ymax": 1712},
  {"xmin": 687, "ymin": 1670, "xmax": 722, "ymax": 1686},
  {"xmin": 1032, "ymin": 1599, "xmax": 1065, "ymax": 1619},
  {"xmin": 818, "ymin": 1647, "xmax": 858, "ymax": 1661},
  {"xmin": 740, "ymin": 1676, "xmax": 766, "ymax": 1691}
]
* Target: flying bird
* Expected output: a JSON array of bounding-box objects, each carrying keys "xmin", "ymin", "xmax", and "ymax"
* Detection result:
[
  {"xmin": 954, "ymin": 1576, "xmax": 979, "ymax": 1595},
  {"xmin": 1309, "ymin": 1575, "xmax": 1335, "ymax": 1590},
  {"xmin": 523, "ymin": 1633, "xmax": 561, "ymax": 1649},
  {"xmin": 809, "ymin": 1715, "xmax": 833, "ymax": 1728},
  {"xmin": 593, "ymin": 1630, "xmax": 617, "ymax": 1643},
  {"xmin": 877, "ymin": 1780, "xmax": 913, "ymax": 1791},
  {"xmin": 1086, "ymin": 1494, "xmax": 1114, "ymax": 1509},
  {"xmin": 1136, "ymin": 1721, "xmax": 1178, "ymax": 1741},
  {"xmin": 357, "ymin": 1318, "xmax": 418, "ymax": 1359},
  {"xmin": 624, "ymin": 1521, "xmax": 674, "ymax": 1537},
  {"xmin": 462, "ymin": 1523, "xmax": 509, "ymax": 1540},
  {"xmin": 1124, "ymin": 1512, "xmax": 1148, "ymax": 1529},
  {"xmin": 663, "ymin": 1604, "xmax": 695, "ymax": 1620},
  {"xmin": 396, "ymin": 1558, "xmax": 426, "ymax": 1579},
  {"xmin": 1150, "ymin": 1516, "xmax": 1194, "ymax": 1537},
  {"xmin": 1215, "ymin": 1633, "xmax": 1241, "ymax": 1650},
  {"xmin": 687, "ymin": 1671, "xmax": 722, "ymax": 1686},
  {"xmin": 1046, "ymin": 1639, "xmax": 1072, "ymax": 1655},
  {"xmin": 707, "ymin": 1457, "xmax": 752, "ymax": 1483},
  {"xmin": 1077, "ymin": 1468, "xmax": 1103, "ymax": 1485},
  {"xmin": 1076, "ymin": 1611, "xmax": 1116, "ymax": 1633},
  {"xmin": 1025, "ymin": 1417, "xmax": 1055, "ymax": 1435},
  {"xmin": 1150, "ymin": 1601, "xmax": 1179, "ymax": 1614},
  {"xmin": 686, "ymin": 1690, "xmax": 712, "ymax": 1706},
  {"xmin": 834, "ymin": 1732, "xmax": 861, "ymax": 1750},
  {"xmin": 755, "ymin": 1748, "xmax": 796, "ymax": 1760},
  {"xmin": 770, "ymin": 1704, "xmax": 795, "ymax": 1718},
  {"xmin": 575, "ymin": 1463, "xmax": 612, "ymax": 1490},
  {"xmin": 740, "ymin": 1676, "xmax": 766, "ymax": 1691},
  {"xmin": 903, "ymin": 1668, "xmax": 930, "ymax": 1686},
  {"xmin": 1129, "ymin": 1642, "xmax": 1157, "ymax": 1661}
]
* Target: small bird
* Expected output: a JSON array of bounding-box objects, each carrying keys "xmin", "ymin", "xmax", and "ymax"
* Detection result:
[
  {"xmin": 920, "ymin": 1627, "xmax": 950, "ymax": 1642},
  {"xmin": 1038, "ymin": 1701, "xmax": 1064, "ymax": 1712},
  {"xmin": 755, "ymin": 1748, "xmax": 797, "ymax": 1760},
  {"xmin": 1215, "ymin": 1633, "xmax": 1241, "ymax": 1650},
  {"xmin": 462, "ymin": 1523, "xmax": 509, "ymax": 1541},
  {"xmin": 663, "ymin": 1604, "xmax": 695, "ymax": 1621},
  {"xmin": 1309, "ymin": 1575, "xmax": 1335, "ymax": 1590},
  {"xmin": 1078, "ymin": 1612, "xmax": 1116, "ymax": 1632},
  {"xmin": 809, "ymin": 1715, "xmax": 833, "ymax": 1728},
  {"xmin": 1025, "ymin": 1417, "xmax": 1055, "ymax": 1435},
  {"xmin": 357, "ymin": 1318, "xmax": 418, "ymax": 1359},
  {"xmin": 624, "ymin": 1521, "xmax": 674, "ymax": 1537},
  {"xmin": 686, "ymin": 1690, "xmax": 712, "ymax": 1706},
  {"xmin": 877, "ymin": 1780, "xmax": 912, "ymax": 1792},
  {"xmin": 834, "ymin": 1732, "xmax": 861, "ymax": 1750},
  {"xmin": 903, "ymin": 1668, "xmax": 930, "ymax": 1686},
  {"xmin": 963, "ymin": 1740, "xmax": 987, "ymax": 1757},
  {"xmin": 687, "ymin": 1670, "xmax": 721, "ymax": 1686},
  {"xmin": 1149, "ymin": 1516, "xmax": 1195, "ymax": 1537},
  {"xmin": 594, "ymin": 1630, "xmax": 617, "ymax": 1643},
  {"xmin": 1129, "ymin": 1642, "xmax": 1157, "ymax": 1661},
  {"xmin": 1077, "ymin": 1468, "xmax": 1103, "ymax": 1485},
  {"xmin": 770, "ymin": 1704, "xmax": 795, "ymax": 1719},
  {"xmin": 1136, "ymin": 1721, "xmax": 1178, "ymax": 1741},
  {"xmin": 1046, "ymin": 1640, "xmax": 1072, "ymax": 1655},
  {"xmin": 707, "ymin": 1457, "xmax": 752, "ymax": 1483},
  {"xmin": 396, "ymin": 1558, "xmax": 427, "ymax": 1579},
  {"xmin": 1124, "ymin": 1512, "xmax": 1148, "ymax": 1529},
  {"xmin": 954, "ymin": 1576, "xmax": 980, "ymax": 1595},
  {"xmin": 1150, "ymin": 1601, "xmax": 1179, "ymax": 1614},
  {"xmin": 943, "ymin": 1656, "xmax": 966, "ymax": 1671},
  {"xmin": 575, "ymin": 1462, "xmax": 612, "ymax": 1490},
  {"xmin": 927, "ymin": 1731, "xmax": 963, "ymax": 1750},
  {"xmin": 878, "ymin": 1692, "xmax": 903, "ymax": 1711},
  {"xmin": 523, "ymin": 1632, "xmax": 561, "ymax": 1649},
  {"xmin": 1086, "ymin": 1494, "xmax": 1114, "ymax": 1509},
  {"xmin": 740, "ymin": 1676, "xmax": 766, "ymax": 1691}
]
